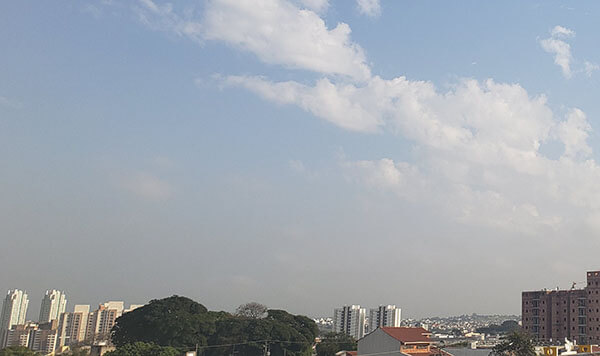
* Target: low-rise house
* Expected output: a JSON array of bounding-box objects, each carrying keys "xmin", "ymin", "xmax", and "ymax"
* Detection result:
[{"xmin": 358, "ymin": 327, "xmax": 452, "ymax": 356}]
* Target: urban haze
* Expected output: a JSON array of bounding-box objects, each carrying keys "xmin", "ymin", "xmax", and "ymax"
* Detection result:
[{"xmin": 2, "ymin": 0, "xmax": 600, "ymax": 322}]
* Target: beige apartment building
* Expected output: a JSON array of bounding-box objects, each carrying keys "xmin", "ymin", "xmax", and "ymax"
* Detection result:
[{"xmin": 58, "ymin": 304, "xmax": 90, "ymax": 346}]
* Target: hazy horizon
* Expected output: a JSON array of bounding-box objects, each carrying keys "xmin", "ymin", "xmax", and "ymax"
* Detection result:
[{"xmin": 3, "ymin": 1, "xmax": 600, "ymax": 321}]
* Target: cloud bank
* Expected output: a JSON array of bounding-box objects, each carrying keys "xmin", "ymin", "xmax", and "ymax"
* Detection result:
[{"xmin": 135, "ymin": 0, "xmax": 600, "ymax": 233}]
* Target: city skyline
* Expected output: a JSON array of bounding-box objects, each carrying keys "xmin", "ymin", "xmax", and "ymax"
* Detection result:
[{"xmin": 3, "ymin": 0, "xmax": 600, "ymax": 319}]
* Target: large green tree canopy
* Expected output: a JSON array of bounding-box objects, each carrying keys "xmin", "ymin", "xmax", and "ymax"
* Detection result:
[
  {"xmin": 110, "ymin": 297, "xmax": 319, "ymax": 356},
  {"xmin": 111, "ymin": 295, "xmax": 225, "ymax": 347}
]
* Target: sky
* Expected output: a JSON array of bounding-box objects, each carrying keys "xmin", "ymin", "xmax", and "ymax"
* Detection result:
[{"xmin": 2, "ymin": 0, "xmax": 600, "ymax": 320}]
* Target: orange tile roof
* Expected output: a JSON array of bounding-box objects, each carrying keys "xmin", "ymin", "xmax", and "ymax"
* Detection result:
[{"xmin": 380, "ymin": 327, "xmax": 432, "ymax": 343}]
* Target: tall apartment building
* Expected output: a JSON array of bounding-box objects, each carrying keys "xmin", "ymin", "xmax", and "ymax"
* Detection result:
[
  {"xmin": 86, "ymin": 301, "xmax": 125, "ymax": 341},
  {"xmin": 39, "ymin": 289, "xmax": 67, "ymax": 323},
  {"xmin": 334, "ymin": 305, "xmax": 367, "ymax": 340},
  {"xmin": 522, "ymin": 270, "xmax": 600, "ymax": 344},
  {"xmin": 58, "ymin": 304, "xmax": 90, "ymax": 347},
  {"xmin": 0, "ymin": 290, "xmax": 29, "ymax": 347},
  {"xmin": 369, "ymin": 305, "xmax": 402, "ymax": 332}
]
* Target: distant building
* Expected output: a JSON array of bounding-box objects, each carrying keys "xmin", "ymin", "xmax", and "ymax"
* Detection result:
[
  {"xmin": 358, "ymin": 327, "xmax": 451, "ymax": 356},
  {"xmin": 90, "ymin": 341, "xmax": 116, "ymax": 356},
  {"xmin": 334, "ymin": 305, "xmax": 366, "ymax": 340},
  {"xmin": 86, "ymin": 301, "xmax": 124, "ymax": 341},
  {"xmin": 521, "ymin": 270, "xmax": 600, "ymax": 344},
  {"xmin": 369, "ymin": 305, "xmax": 402, "ymax": 332},
  {"xmin": 58, "ymin": 304, "xmax": 90, "ymax": 347},
  {"xmin": 4, "ymin": 321, "xmax": 59, "ymax": 355},
  {"xmin": 39, "ymin": 289, "xmax": 67, "ymax": 323},
  {"xmin": 4, "ymin": 323, "xmax": 34, "ymax": 349},
  {"xmin": 31, "ymin": 321, "xmax": 60, "ymax": 355},
  {"xmin": 0, "ymin": 290, "xmax": 29, "ymax": 347}
]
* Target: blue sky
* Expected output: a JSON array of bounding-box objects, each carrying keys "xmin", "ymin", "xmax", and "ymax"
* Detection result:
[{"xmin": 2, "ymin": 0, "xmax": 600, "ymax": 319}]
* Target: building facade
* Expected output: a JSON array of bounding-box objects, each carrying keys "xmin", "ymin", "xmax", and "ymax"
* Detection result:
[
  {"xmin": 358, "ymin": 327, "xmax": 450, "ymax": 356},
  {"xmin": 522, "ymin": 270, "xmax": 600, "ymax": 344},
  {"xmin": 334, "ymin": 305, "xmax": 366, "ymax": 340},
  {"xmin": 369, "ymin": 305, "xmax": 402, "ymax": 332},
  {"xmin": 4, "ymin": 321, "xmax": 59, "ymax": 355},
  {"xmin": 0, "ymin": 289, "xmax": 29, "ymax": 347},
  {"xmin": 58, "ymin": 304, "xmax": 90, "ymax": 347},
  {"xmin": 39, "ymin": 289, "xmax": 67, "ymax": 323}
]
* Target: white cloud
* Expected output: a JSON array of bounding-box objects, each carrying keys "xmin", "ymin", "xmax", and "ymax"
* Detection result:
[
  {"xmin": 225, "ymin": 75, "xmax": 381, "ymax": 132},
  {"xmin": 356, "ymin": 0, "xmax": 381, "ymax": 17},
  {"xmin": 135, "ymin": 2, "xmax": 600, "ymax": 233},
  {"xmin": 540, "ymin": 29, "xmax": 574, "ymax": 78},
  {"xmin": 135, "ymin": 0, "xmax": 203, "ymax": 43},
  {"xmin": 122, "ymin": 172, "xmax": 174, "ymax": 201},
  {"xmin": 584, "ymin": 61, "xmax": 599, "ymax": 77},
  {"xmin": 203, "ymin": 0, "xmax": 371, "ymax": 80},
  {"xmin": 551, "ymin": 25, "xmax": 575, "ymax": 38},
  {"xmin": 299, "ymin": 0, "xmax": 329, "ymax": 13},
  {"xmin": 225, "ymin": 72, "xmax": 600, "ymax": 233},
  {"xmin": 136, "ymin": 0, "xmax": 370, "ymax": 81},
  {"xmin": 539, "ymin": 26, "xmax": 599, "ymax": 79},
  {"xmin": 555, "ymin": 108, "xmax": 592, "ymax": 159}
]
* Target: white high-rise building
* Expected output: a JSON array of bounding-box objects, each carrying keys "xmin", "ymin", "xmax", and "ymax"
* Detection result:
[
  {"xmin": 333, "ymin": 305, "xmax": 366, "ymax": 340},
  {"xmin": 39, "ymin": 290, "xmax": 67, "ymax": 323},
  {"xmin": 368, "ymin": 305, "xmax": 402, "ymax": 332},
  {"xmin": 0, "ymin": 290, "xmax": 29, "ymax": 346}
]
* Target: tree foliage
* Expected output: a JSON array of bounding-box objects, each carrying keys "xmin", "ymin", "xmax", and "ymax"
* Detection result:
[
  {"xmin": 477, "ymin": 320, "xmax": 520, "ymax": 335},
  {"xmin": 104, "ymin": 342, "xmax": 180, "ymax": 356},
  {"xmin": 315, "ymin": 332, "xmax": 357, "ymax": 356},
  {"xmin": 111, "ymin": 295, "xmax": 224, "ymax": 348},
  {"xmin": 491, "ymin": 331, "xmax": 536, "ymax": 356},
  {"xmin": 61, "ymin": 346, "xmax": 90, "ymax": 356},
  {"xmin": 0, "ymin": 347, "xmax": 39, "ymax": 356},
  {"xmin": 110, "ymin": 296, "xmax": 318, "ymax": 356},
  {"xmin": 235, "ymin": 302, "xmax": 268, "ymax": 319},
  {"xmin": 205, "ymin": 309, "xmax": 317, "ymax": 356}
]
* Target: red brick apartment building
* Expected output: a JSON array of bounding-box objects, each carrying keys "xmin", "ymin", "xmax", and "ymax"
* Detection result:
[{"xmin": 522, "ymin": 271, "xmax": 600, "ymax": 344}]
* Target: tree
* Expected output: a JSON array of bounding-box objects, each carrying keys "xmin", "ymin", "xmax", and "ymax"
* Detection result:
[
  {"xmin": 111, "ymin": 295, "xmax": 225, "ymax": 348},
  {"xmin": 0, "ymin": 347, "xmax": 39, "ymax": 356},
  {"xmin": 61, "ymin": 347, "xmax": 90, "ymax": 356},
  {"xmin": 315, "ymin": 332, "xmax": 356, "ymax": 356},
  {"xmin": 235, "ymin": 302, "xmax": 268, "ymax": 319},
  {"xmin": 491, "ymin": 331, "xmax": 536, "ymax": 356},
  {"xmin": 477, "ymin": 320, "xmax": 520, "ymax": 335},
  {"xmin": 104, "ymin": 342, "xmax": 180, "ymax": 356},
  {"xmin": 110, "ymin": 296, "xmax": 318, "ymax": 356},
  {"xmin": 206, "ymin": 309, "xmax": 318, "ymax": 356}
]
